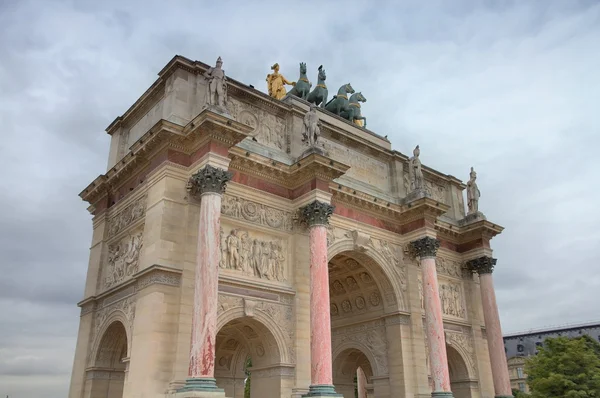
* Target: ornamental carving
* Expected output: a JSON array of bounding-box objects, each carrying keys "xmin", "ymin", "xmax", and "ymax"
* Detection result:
[
  {"xmin": 410, "ymin": 236, "xmax": 440, "ymax": 258},
  {"xmin": 89, "ymin": 296, "xmax": 136, "ymax": 366},
  {"xmin": 466, "ymin": 256, "xmax": 497, "ymax": 274},
  {"xmin": 445, "ymin": 330, "xmax": 477, "ymax": 375},
  {"xmin": 104, "ymin": 230, "xmax": 143, "ymax": 289},
  {"xmin": 186, "ymin": 165, "xmax": 232, "ymax": 196},
  {"xmin": 217, "ymin": 294, "xmax": 244, "ymax": 315},
  {"xmin": 226, "ymin": 98, "xmax": 286, "ymax": 151},
  {"xmin": 300, "ymin": 200, "xmax": 334, "ymax": 226},
  {"xmin": 332, "ymin": 320, "xmax": 389, "ymax": 375},
  {"xmin": 107, "ymin": 195, "xmax": 146, "ymax": 238},
  {"xmin": 439, "ymin": 282, "xmax": 466, "ymax": 318},
  {"xmin": 435, "ymin": 257, "xmax": 463, "ymax": 279},
  {"xmin": 373, "ymin": 238, "xmax": 407, "ymax": 291},
  {"xmin": 255, "ymin": 300, "xmax": 295, "ymax": 364},
  {"xmin": 220, "ymin": 227, "xmax": 286, "ymax": 282},
  {"xmin": 221, "ymin": 194, "xmax": 293, "ymax": 231}
]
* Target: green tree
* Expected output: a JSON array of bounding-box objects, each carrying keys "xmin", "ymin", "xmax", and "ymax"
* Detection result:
[
  {"xmin": 244, "ymin": 356, "xmax": 252, "ymax": 398},
  {"xmin": 525, "ymin": 336, "xmax": 600, "ymax": 397},
  {"xmin": 512, "ymin": 388, "xmax": 530, "ymax": 397}
]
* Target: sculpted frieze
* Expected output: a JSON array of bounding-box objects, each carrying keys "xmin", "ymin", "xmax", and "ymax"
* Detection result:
[
  {"xmin": 226, "ymin": 98, "xmax": 286, "ymax": 151},
  {"xmin": 221, "ymin": 194, "xmax": 292, "ymax": 232},
  {"xmin": 332, "ymin": 319, "xmax": 389, "ymax": 376},
  {"xmin": 220, "ymin": 227, "xmax": 287, "ymax": 282},
  {"xmin": 104, "ymin": 230, "xmax": 143, "ymax": 290},
  {"xmin": 107, "ymin": 195, "xmax": 146, "ymax": 238}
]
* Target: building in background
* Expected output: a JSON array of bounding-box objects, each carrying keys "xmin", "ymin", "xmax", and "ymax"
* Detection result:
[{"xmin": 504, "ymin": 321, "xmax": 600, "ymax": 393}]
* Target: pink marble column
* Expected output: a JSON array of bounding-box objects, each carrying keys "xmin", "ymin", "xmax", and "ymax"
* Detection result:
[
  {"xmin": 181, "ymin": 165, "xmax": 232, "ymax": 392},
  {"xmin": 468, "ymin": 257, "xmax": 513, "ymax": 398},
  {"xmin": 301, "ymin": 200, "xmax": 341, "ymax": 397},
  {"xmin": 411, "ymin": 237, "xmax": 454, "ymax": 398}
]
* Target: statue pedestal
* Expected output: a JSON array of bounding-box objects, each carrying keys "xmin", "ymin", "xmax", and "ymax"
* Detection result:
[
  {"xmin": 459, "ymin": 211, "xmax": 487, "ymax": 226},
  {"xmin": 403, "ymin": 189, "xmax": 430, "ymax": 204},
  {"xmin": 298, "ymin": 145, "xmax": 329, "ymax": 161},
  {"xmin": 202, "ymin": 104, "xmax": 231, "ymax": 117}
]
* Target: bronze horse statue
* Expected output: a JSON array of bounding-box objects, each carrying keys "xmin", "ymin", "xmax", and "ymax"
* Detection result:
[
  {"xmin": 324, "ymin": 83, "xmax": 355, "ymax": 116},
  {"xmin": 340, "ymin": 92, "xmax": 367, "ymax": 128},
  {"xmin": 307, "ymin": 65, "xmax": 328, "ymax": 107},
  {"xmin": 288, "ymin": 62, "xmax": 311, "ymax": 100}
]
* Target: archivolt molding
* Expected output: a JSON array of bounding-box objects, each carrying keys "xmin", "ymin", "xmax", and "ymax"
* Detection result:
[
  {"xmin": 444, "ymin": 329, "xmax": 477, "ymax": 379},
  {"xmin": 328, "ymin": 234, "xmax": 406, "ymax": 312},
  {"xmin": 216, "ymin": 294, "xmax": 293, "ymax": 365},
  {"xmin": 88, "ymin": 299, "xmax": 134, "ymax": 367},
  {"xmin": 332, "ymin": 319, "xmax": 389, "ymax": 376}
]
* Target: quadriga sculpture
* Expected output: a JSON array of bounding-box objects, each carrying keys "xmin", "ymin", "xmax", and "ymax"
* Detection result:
[
  {"xmin": 288, "ymin": 62, "xmax": 312, "ymax": 100},
  {"xmin": 307, "ymin": 65, "xmax": 328, "ymax": 108}
]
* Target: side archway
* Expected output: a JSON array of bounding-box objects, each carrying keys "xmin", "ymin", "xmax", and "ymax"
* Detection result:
[
  {"xmin": 215, "ymin": 310, "xmax": 291, "ymax": 398},
  {"xmin": 447, "ymin": 345, "xmax": 474, "ymax": 398},
  {"xmin": 332, "ymin": 347, "xmax": 374, "ymax": 398},
  {"xmin": 86, "ymin": 320, "xmax": 129, "ymax": 398}
]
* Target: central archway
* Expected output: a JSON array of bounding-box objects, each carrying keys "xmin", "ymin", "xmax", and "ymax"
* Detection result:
[
  {"xmin": 447, "ymin": 345, "xmax": 473, "ymax": 398},
  {"xmin": 215, "ymin": 315, "xmax": 286, "ymax": 398}
]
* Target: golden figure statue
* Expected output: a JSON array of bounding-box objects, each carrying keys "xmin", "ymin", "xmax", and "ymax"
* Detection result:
[{"xmin": 266, "ymin": 63, "xmax": 294, "ymax": 100}]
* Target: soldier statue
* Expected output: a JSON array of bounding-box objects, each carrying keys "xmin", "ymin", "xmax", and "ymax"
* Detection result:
[
  {"xmin": 467, "ymin": 167, "xmax": 481, "ymax": 214},
  {"xmin": 204, "ymin": 56, "xmax": 227, "ymax": 109},
  {"xmin": 302, "ymin": 104, "xmax": 321, "ymax": 147}
]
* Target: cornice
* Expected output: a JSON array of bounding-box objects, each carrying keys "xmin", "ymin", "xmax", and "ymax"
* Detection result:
[
  {"xmin": 228, "ymin": 147, "xmax": 350, "ymax": 190},
  {"xmin": 435, "ymin": 217, "xmax": 504, "ymax": 245},
  {"xmin": 82, "ymin": 110, "xmax": 253, "ymax": 206}
]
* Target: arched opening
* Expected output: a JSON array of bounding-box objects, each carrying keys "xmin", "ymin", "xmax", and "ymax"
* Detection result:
[
  {"xmin": 215, "ymin": 316, "xmax": 285, "ymax": 398},
  {"xmin": 86, "ymin": 321, "xmax": 128, "ymax": 398},
  {"xmin": 447, "ymin": 345, "xmax": 472, "ymax": 398},
  {"xmin": 333, "ymin": 348, "xmax": 374, "ymax": 398}
]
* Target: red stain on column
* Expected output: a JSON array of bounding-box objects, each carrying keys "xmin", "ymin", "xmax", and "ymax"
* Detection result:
[
  {"xmin": 421, "ymin": 257, "xmax": 452, "ymax": 392},
  {"xmin": 480, "ymin": 273, "xmax": 512, "ymax": 396},
  {"xmin": 309, "ymin": 225, "xmax": 334, "ymax": 385},
  {"xmin": 188, "ymin": 193, "xmax": 221, "ymax": 378}
]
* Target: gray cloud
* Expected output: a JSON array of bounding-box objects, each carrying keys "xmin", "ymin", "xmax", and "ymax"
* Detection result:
[{"xmin": 1, "ymin": 0, "xmax": 599, "ymax": 396}]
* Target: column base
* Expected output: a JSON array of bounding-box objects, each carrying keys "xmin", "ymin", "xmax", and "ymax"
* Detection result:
[
  {"xmin": 302, "ymin": 384, "xmax": 343, "ymax": 397},
  {"xmin": 431, "ymin": 392, "xmax": 454, "ymax": 398},
  {"xmin": 175, "ymin": 378, "xmax": 225, "ymax": 397}
]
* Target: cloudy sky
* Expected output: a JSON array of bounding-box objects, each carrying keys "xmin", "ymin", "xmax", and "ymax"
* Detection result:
[{"xmin": 1, "ymin": 0, "xmax": 599, "ymax": 396}]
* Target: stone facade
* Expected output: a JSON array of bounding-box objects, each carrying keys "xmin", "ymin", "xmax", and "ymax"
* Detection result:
[{"xmin": 69, "ymin": 55, "xmax": 510, "ymax": 398}]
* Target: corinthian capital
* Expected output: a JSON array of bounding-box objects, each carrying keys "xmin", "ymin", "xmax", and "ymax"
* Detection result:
[
  {"xmin": 466, "ymin": 256, "xmax": 497, "ymax": 274},
  {"xmin": 410, "ymin": 236, "xmax": 440, "ymax": 258},
  {"xmin": 300, "ymin": 200, "xmax": 334, "ymax": 227},
  {"xmin": 186, "ymin": 165, "xmax": 233, "ymax": 196}
]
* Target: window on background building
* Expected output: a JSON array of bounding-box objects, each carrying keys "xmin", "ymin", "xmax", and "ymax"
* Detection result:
[
  {"xmin": 519, "ymin": 382, "xmax": 526, "ymax": 392},
  {"xmin": 517, "ymin": 367, "xmax": 524, "ymax": 378},
  {"xmin": 517, "ymin": 344, "xmax": 524, "ymax": 352}
]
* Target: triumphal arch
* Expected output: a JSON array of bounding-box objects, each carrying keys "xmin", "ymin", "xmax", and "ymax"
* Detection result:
[{"xmin": 69, "ymin": 55, "xmax": 514, "ymax": 398}]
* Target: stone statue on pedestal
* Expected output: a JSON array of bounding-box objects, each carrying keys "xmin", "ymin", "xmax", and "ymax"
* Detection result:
[
  {"xmin": 408, "ymin": 145, "xmax": 424, "ymax": 192},
  {"xmin": 204, "ymin": 56, "xmax": 227, "ymax": 110},
  {"xmin": 302, "ymin": 104, "xmax": 321, "ymax": 147},
  {"xmin": 467, "ymin": 167, "xmax": 481, "ymax": 214}
]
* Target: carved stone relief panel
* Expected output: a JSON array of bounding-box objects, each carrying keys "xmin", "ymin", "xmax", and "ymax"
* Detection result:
[
  {"xmin": 104, "ymin": 229, "xmax": 143, "ymax": 290},
  {"xmin": 107, "ymin": 195, "xmax": 146, "ymax": 238},
  {"xmin": 226, "ymin": 98, "xmax": 286, "ymax": 151},
  {"xmin": 435, "ymin": 257, "xmax": 463, "ymax": 279},
  {"xmin": 417, "ymin": 277, "xmax": 466, "ymax": 319},
  {"xmin": 371, "ymin": 238, "xmax": 407, "ymax": 292},
  {"xmin": 321, "ymin": 138, "xmax": 390, "ymax": 192},
  {"xmin": 220, "ymin": 225, "xmax": 287, "ymax": 283},
  {"xmin": 331, "ymin": 319, "xmax": 389, "ymax": 376},
  {"xmin": 221, "ymin": 194, "xmax": 293, "ymax": 232},
  {"xmin": 439, "ymin": 281, "xmax": 466, "ymax": 319}
]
